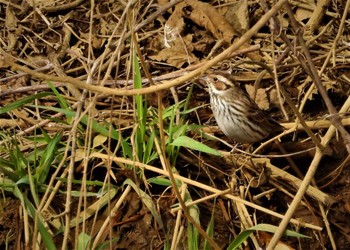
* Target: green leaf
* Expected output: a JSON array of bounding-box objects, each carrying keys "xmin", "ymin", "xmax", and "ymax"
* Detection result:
[
  {"xmin": 0, "ymin": 92, "xmax": 53, "ymax": 114},
  {"xmin": 96, "ymin": 237, "xmax": 120, "ymax": 250},
  {"xmin": 10, "ymin": 143, "xmax": 27, "ymax": 176},
  {"xmin": 0, "ymin": 177, "xmax": 15, "ymax": 192},
  {"xmin": 162, "ymin": 100, "xmax": 186, "ymax": 120},
  {"xmin": 187, "ymin": 220, "xmax": 199, "ymax": 250},
  {"xmin": 133, "ymin": 48, "xmax": 146, "ymax": 143},
  {"xmin": 227, "ymin": 223, "xmax": 311, "ymax": 250},
  {"xmin": 147, "ymin": 177, "xmax": 171, "ymax": 186},
  {"xmin": 250, "ymin": 224, "xmax": 310, "ymax": 238},
  {"xmin": 69, "ymin": 188, "xmax": 118, "ymax": 227},
  {"xmin": 0, "ymin": 158, "xmax": 19, "ymax": 181},
  {"xmin": 203, "ymin": 204, "xmax": 215, "ymax": 250},
  {"xmin": 121, "ymin": 137, "xmax": 133, "ymax": 159},
  {"xmin": 143, "ymin": 131, "xmax": 157, "ymax": 164},
  {"xmin": 28, "ymin": 105, "xmax": 119, "ymax": 140},
  {"xmin": 47, "ymin": 81, "xmax": 70, "ymax": 110},
  {"xmin": 182, "ymin": 83, "xmax": 193, "ymax": 119},
  {"xmin": 171, "ymin": 136, "xmax": 222, "ymax": 156},
  {"xmin": 78, "ymin": 232, "xmax": 91, "ymax": 250},
  {"xmin": 12, "ymin": 189, "xmax": 56, "ymax": 250},
  {"xmin": 36, "ymin": 133, "xmax": 61, "ymax": 184}
]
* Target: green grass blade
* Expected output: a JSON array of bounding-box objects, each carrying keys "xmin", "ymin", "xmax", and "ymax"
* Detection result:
[
  {"xmin": 147, "ymin": 176, "xmax": 171, "ymax": 186},
  {"xmin": 78, "ymin": 232, "xmax": 91, "ymax": 250},
  {"xmin": 36, "ymin": 132, "xmax": 61, "ymax": 184},
  {"xmin": 0, "ymin": 92, "xmax": 53, "ymax": 114},
  {"xmin": 24, "ymin": 196, "xmax": 57, "ymax": 250},
  {"xmin": 0, "ymin": 158, "xmax": 18, "ymax": 181},
  {"xmin": 10, "ymin": 143, "xmax": 27, "ymax": 177},
  {"xmin": 249, "ymin": 224, "xmax": 310, "ymax": 238},
  {"xmin": 47, "ymin": 81, "xmax": 70, "ymax": 110},
  {"xmin": 227, "ymin": 223, "xmax": 311, "ymax": 250},
  {"xmin": 182, "ymin": 83, "xmax": 193, "ymax": 119},
  {"xmin": 203, "ymin": 205, "xmax": 215, "ymax": 250},
  {"xmin": 96, "ymin": 237, "xmax": 120, "ymax": 250},
  {"xmin": 121, "ymin": 136, "xmax": 133, "ymax": 159},
  {"xmin": 171, "ymin": 136, "xmax": 222, "ymax": 156},
  {"xmin": 133, "ymin": 49, "xmax": 146, "ymax": 142},
  {"xmin": 28, "ymin": 105, "xmax": 119, "ymax": 140},
  {"xmin": 143, "ymin": 130, "xmax": 157, "ymax": 164},
  {"xmin": 12, "ymin": 186, "xmax": 56, "ymax": 249}
]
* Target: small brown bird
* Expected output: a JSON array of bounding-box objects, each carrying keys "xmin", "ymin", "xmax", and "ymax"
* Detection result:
[{"xmin": 200, "ymin": 72, "xmax": 283, "ymax": 143}]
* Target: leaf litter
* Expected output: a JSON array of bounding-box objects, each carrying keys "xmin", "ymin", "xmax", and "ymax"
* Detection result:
[{"xmin": 0, "ymin": 0, "xmax": 350, "ymax": 249}]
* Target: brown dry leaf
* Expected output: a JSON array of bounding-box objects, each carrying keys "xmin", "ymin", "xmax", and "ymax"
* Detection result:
[
  {"xmin": 163, "ymin": 0, "xmax": 237, "ymax": 45},
  {"xmin": 224, "ymin": 0, "xmax": 249, "ymax": 35},
  {"xmin": 277, "ymin": 14, "xmax": 290, "ymax": 29},
  {"xmin": 163, "ymin": 0, "xmax": 261, "ymax": 60},
  {"xmin": 164, "ymin": 3, "xmax": 185, "ymax": 47},
  {"xmin": 245, "ymin": 85, "xmax": 270, "ymax": 110},
  {"xmin": 294, "ymin": 204, "xmax": 323, "ymax": 226},
  {"xmin": 26, "ymin": 0, "xmax": 56, "ymax": 7},
  {"xmin": 297, "ymin": 79, "xmax": 337, "ymax": 101},
  {"xmin": 26, "ymin": 55, "xmax": 51, "ymax": 68},
  {"xmin": 81, "ymin": 32, "xmax": 104, "ymax": 49},
  {"xmin": 258, "ymin": 232, "xmax": 295, "ymax": 250},
  {"xmin": 157, "ymin": 0, "xmax": 170, "ymax": 7},
  {"xmin": 183, "ymin": 0, "xmax": 238, "ymax": 45},
  {"xmin": 149, "ymin": 34, "xmax": 198, "ymax": 68},
  {"xmin": 296, "ymin": 0, "xmax": 315, "ymax": 21},
  {"xmin": 192, "ymin": 29, "xmax": 216, "ymax": 52},
  {"xmin": 5, "ymin": 7, "xmax": 18, "ymax": 50},
  {"xmin": 269, "ymin": 88, "xmax": 281, "ymax": 108}
]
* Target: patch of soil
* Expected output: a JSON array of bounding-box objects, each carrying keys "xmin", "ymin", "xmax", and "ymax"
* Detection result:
[{"xmin": 0, "ymin": 198, "xmax": 21, "ymax": 249}]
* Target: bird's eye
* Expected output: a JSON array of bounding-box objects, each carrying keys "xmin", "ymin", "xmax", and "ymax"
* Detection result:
[{"xmin": 213, "ymin": 77, "xmax": 218, "ymax": 81}]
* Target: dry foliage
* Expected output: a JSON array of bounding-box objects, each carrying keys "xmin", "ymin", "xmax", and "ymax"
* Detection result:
[{"xmin": 0, "ymin": 0, "xmax": 350, "ymax": 249}]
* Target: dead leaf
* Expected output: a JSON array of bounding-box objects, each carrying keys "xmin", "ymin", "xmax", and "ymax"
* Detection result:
[
  {"xmin": 5, "ymin": 7, "xmax": 19, "ymax": 50},
  {"xmin": 296, "ymin": 0, "xmax": 316, "ymax": 21},
  {"xmin": 149, "ymin": 34, "xmax": 198, "ymax": 68},
  {"xmin": 258, "ymin": 231, "xmax": 296, "ymax": 250},
  {"xmin": 162, "ymin": 0, "xmax": 261, "ymax": 60},
  {"xmin": 81, "ymin": 32, "xmax": 104, "ymax": 49},
  {"xmin": 93, "ymin": 134, "xmax": 107, "ymax": 148},
  {"xmin": 192, "ymin": 30, "xmax": 216, "ymax": 52},
  {"xmin": 294, "ymin": 204, "xmax": 323, "ymax": 226},
  {"xmin": 26, "ymin": 0, "xmax": 56, "ymax": 7},
  {"xmin": 163, "ymin": 0, "xmax": 238, "ymax": 46},
  {"xmin": 245, "ymin": 84, "xmax": 270, "ymax": 110},
  {"xmin": 164, "ymin": 4, "xmax": 185, "ymax": 47},
  {"xmin": 269, "ymin": 88, "xmax": 281, "ymax": 108},
  {"xmin": 183, "ymin": 0, "xmax": 238, "ymax": 45},
  {"xmin": 225, "ymin": 0, "xmax": 249, "ymax": 35}
]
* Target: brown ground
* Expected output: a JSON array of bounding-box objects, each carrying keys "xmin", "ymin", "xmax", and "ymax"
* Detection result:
[{"xmin": 0, "ymin": 0, "xmax": 350, "ymax": 249}]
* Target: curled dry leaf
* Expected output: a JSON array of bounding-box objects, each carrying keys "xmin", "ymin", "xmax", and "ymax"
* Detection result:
[
  {"xmin": 182, "ymin": 0, "xmax": 238, "ymax": 45},
  {"xmin": 26, "ymin": 0, "xmax": 56, "ymax": 7},
  {"xmin": 155, "ymin": 0, "xmax": 261, "ymax": 65},
  {"xmin": 149, "ymin": 34, "xmax": 198, "ymax": 68},
  {"xmin": 5, "ymin": 6, "xmax": 19, "ymax": 50},
  {"xmin": 164, "ymin": 0, "xmax": 238, "ymax": 46},
  {"xmin": 224, "ymin": 0, "xmax": 249, "ymax": 35},
  {"xmin": 183, "ymin": 0, "xmax": 261, "ymax": 60},
  {"xmin": 269, "ymin": 88, "xmax": 281, "ymax": 108},
  {"xmin": 164, "ymin": 3, "xmax": 185, "ymax": 47},
  {"xmin": 245, "ymin": 84, "xmax": 270, "ymax": 110}
]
